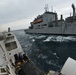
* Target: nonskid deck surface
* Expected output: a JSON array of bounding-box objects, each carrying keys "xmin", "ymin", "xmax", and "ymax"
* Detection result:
[
  {"xmin": 17, "ymin": 60, "xmax": 45, "ymax": 75},
  {"xmin": 13, "ymin": 53, "xmax": 45, "ymax": 75}
]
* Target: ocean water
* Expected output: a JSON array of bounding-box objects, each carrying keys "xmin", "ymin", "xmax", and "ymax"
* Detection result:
[{"xmin": 13, "ymin": 30, "xmax": 76, "ymax": 73}]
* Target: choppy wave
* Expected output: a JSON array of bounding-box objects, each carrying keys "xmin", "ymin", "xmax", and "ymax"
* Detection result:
[
  {"xmin": 29, "ymin": 34, "xmax": 76, "ymax": 42},
  {"xmin": 29, "ymin": 35, "xmax": 46, "ymax": 39},
  {"xmin": 43, "ymin": 36, "xmax": 76, "ymax": 42},
  {"xmin": 38, "ymin": 54, "xmax": 47, "ymax": 59},
  {"xmin": 32, "ymin": 39, "xmax": 35, "ymax": 42},
  {"xmin": 35, "ymin": 35, "xmax": 46, "ymax": 39}
]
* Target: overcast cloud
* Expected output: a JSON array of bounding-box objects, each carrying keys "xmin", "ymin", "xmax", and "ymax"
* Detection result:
[{"xmin": 0, "ymin": 0, "xmax": 76, "ymax": 31}]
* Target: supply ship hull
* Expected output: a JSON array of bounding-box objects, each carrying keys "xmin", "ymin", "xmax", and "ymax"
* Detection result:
[{"xmin": 25, "ymin": 23, "xmax": 76, "ymax": 36}]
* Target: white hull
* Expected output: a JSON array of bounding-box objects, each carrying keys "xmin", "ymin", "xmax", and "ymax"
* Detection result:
[{"xmin": 0, "ymin": 31, "xmax": 45, "ymax": 75}]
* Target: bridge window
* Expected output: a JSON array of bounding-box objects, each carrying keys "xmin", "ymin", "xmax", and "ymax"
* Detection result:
[{"xmin": 5, "ymin": 41, "xmax": 17, "ymax": 51}]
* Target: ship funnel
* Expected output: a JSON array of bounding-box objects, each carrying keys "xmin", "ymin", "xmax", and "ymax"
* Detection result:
[
  {"xmin": 72, "ymin": 3, "xmax": 75, "ymax": 17},
  {"xmin": 55, "ymin": 13, "xmax": 58, "ymax": 26},
  {"xmin": 60, "ymin": 14, "xmax": 63, "ymax": 20},
  {"xmin": 8, "ymin": 27, "xmax": 10, "ymax": 32}
]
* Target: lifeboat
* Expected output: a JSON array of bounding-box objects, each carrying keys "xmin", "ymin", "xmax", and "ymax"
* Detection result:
[{"xmin": 33, "ymin": 20, "xmax": 43, "ymax": 24}]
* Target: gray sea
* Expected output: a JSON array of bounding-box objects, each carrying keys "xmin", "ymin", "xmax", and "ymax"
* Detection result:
[{"xmin": 12, "ymin": 29, "xmax": 76, "ymax": 73}]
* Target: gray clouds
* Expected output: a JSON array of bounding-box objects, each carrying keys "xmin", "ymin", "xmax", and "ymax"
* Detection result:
[
  {"xmin": 0, "ymin": 0, "xmax": 48, "ymax": 24},
  {"xmin": 0, "ymin": 0, "xmax": 76, "ymax": 30}
]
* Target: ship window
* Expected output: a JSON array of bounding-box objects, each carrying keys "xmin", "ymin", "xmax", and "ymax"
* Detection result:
[
  {"xmin": 38, "ymin": 25, "xmax": 40, "ymax": 27},
  {"xmin": 44, "ymin": 24, "xmax": 47, "ymax": 26},
  {"xmin": 0, "ymin": 36, "xmax": 3, "ymax": 41},
  {"xmin": 5, "ymin": 41, "xmax": 17, "ymax": 51},
  {"xmin": 41, "ymin": 24, "xmax": 47, "ymax": 26},
  {"xmin": 6, "ymin": 36, "xmax": 14, "ymax": 41},
  {"xmin": 7, "ymin": 33, "xmax": 11, "ymax": 36}
]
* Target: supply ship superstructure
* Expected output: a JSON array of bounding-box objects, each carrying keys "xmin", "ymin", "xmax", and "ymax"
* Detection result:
[{"xmin": 25, "ymin": 4, "xmax": 76, "ymax": 35}]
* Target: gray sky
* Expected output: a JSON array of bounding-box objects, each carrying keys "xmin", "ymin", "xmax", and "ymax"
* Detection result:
[{"xmin": 0, "ymin": 0, "xmax": 76, "ymax": 31}]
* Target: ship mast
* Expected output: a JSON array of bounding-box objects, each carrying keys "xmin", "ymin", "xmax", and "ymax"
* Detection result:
[
  {"xmin": 51, "ymin": 6, "xmax": 53, "ymax": 12},
  {"xmin": 44, "ymin": 4, "xmax": 49, "ymax": 12}
]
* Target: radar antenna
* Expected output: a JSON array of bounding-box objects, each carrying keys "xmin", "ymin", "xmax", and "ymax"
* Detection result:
[
  {"xmin": 70, "ymin": 13, "xmax": 71, "ymax": 17},
  {"xmin": 51, "ymin": 6, "xmax": 53, "ymax": 12},
  {"xmin": 44, "ymin": 4, "xmax": 49, "ymax": 12}
]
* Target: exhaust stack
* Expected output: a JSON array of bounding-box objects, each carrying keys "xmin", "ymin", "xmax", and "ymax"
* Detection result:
[
  {"xmin": 72, "ymin": 3, "xmax": 75, "ymax": 17},
  {"xmin": 8, "ymin": 27, "xmax": 10, "ymax": 32}
]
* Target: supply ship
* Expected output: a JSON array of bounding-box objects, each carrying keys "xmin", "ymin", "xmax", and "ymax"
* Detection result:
[{"xmin": 25, "ymin": 4, "xmax": 76, "ymax": 35}]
